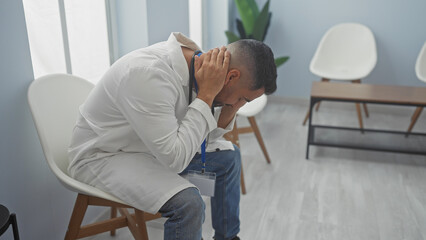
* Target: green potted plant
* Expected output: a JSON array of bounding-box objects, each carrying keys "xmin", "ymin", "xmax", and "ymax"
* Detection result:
[{"xmin": 225, "ymin": 0, "xmax": 289, "ymax": 67}]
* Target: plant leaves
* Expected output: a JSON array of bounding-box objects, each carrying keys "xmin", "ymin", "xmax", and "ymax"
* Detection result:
[
  {"xmin": 245, "ymin": 0, "xmax": 260, "ymax": 17},
  {"xmin": 235, "ymin": 0, "xmax": 259, "ymax": 35},
  {"xmin": 236, "ymin": 19, "xmax": 247, "ymax": 39},
  {"xmin": 275, "ymin": 56, "xmax": 289, "ymax": 68},
  {"xmin": 252, "ymin": 0, "xmax": 270, "ymax": 41},
  {"xmin": 262, "ymin": 13, "xmax": 272, "ymax": 42},
  {"xmin": 225, "ymin": 31, "xmax": 241, "ymax": 44}
]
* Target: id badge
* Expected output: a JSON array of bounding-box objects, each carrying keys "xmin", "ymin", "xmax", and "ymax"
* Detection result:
[{"xmin": 184, "ymin": 170, "xmax": 216, "ymax": 197}]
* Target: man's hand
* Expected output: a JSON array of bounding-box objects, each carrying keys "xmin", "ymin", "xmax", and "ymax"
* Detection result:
[
  {"xmin": 194, "ymin": 46, "xmax": 230, "ymax": 107},
  {"xmin": 217, "ymin": 98, "xmax": 247, "ymax": 129}
]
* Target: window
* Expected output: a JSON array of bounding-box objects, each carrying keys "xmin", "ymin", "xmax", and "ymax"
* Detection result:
[
  {"xmin": 22, "ymin": 0, "xmax": 111, "ymax": 84},
  {"xmin": 189, "ymin": 0, "xmax": 204, "ymax": 49}
]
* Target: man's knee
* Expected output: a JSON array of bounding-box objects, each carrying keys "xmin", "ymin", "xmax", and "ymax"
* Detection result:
[
  {"xmin": 184, "ymin": 187, "xmax": 205, "ymax": 211},
  {"xmin": 175, "ymin": 187, "xmax": 205, "ymax": 221},
  {"xmin": 181, "ymin": 188, "xmax": 205, "ymax": 225}
]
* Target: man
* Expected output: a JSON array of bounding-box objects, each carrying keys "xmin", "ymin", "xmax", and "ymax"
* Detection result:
[{"xmin": 68, "ymin": 32, "xmax": 277, "ymax": 240}]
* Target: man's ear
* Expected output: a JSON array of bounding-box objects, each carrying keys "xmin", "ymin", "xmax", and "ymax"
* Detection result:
[{"xmin": 225, "ymin": 69, "xmax": 240, "ymax": 86}]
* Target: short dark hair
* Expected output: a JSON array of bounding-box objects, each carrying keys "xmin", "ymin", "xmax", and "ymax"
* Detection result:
[{"xmin": 232, "ymin": 39, "xmax": 277, "ymax": 95}]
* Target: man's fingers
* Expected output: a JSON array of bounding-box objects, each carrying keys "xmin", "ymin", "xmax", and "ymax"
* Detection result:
[
  {"xmin": 223, "ymin": 50, "xmax": 231, "ymax": 68},
  {"xmin": 217, "ymin": 46, "xmax": 226, "ymax": 66},
  {"xmin": 194, "ymin": 55, "xmax": 202, "ymax": 72},
  {"xmin": 204, "ymin": 49, "xmax": 212, "ymax": 63},
  {"xmin": 211, "ymin": 48, "xmax": 219, "ymax": 63}
]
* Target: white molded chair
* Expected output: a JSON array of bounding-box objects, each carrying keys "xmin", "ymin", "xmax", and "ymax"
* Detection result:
[
  {"xmin": 224, "ymin": 94, "xmax": 271, "ymax": 194},
  {"xmin": 28, "ymin": 74, "xmax": 160, "ymax": 240},
  {"xmin": 406, "ymin": 42, "xmax": 426, "ymax": 135},
  {"xmin": 303, "ymin": 23, "xmax": 377, "ymax": 130}
]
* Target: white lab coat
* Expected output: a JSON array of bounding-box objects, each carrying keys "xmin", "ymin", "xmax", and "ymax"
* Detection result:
[{"xmin": 68, "ymin": 32, "xmax": 235, "ymax": 213}]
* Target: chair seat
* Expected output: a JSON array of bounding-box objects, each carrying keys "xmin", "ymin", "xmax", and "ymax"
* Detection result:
[
  {"xmin": 237, "ymin": 94, "xmax": 267, "ymax": 117},
  {"xmin": 61, "ymin": 175, "xmax": 130, "ymax": 206}
]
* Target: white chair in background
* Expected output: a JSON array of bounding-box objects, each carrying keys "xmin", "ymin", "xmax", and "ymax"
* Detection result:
[
  {"xmin": 28, "ymin": 74, "xmax": 160, "ymax": 240},
  {"xmin": 406, "ymin": 42, "xmax": 426, "ymax": 135},
  {"xmin": 302, "ymin": 22, "xmax": 377, "ymax": 131},
  {"xmin": 224, "ymin": 94, "xmax": 271, "ymax": 194}
]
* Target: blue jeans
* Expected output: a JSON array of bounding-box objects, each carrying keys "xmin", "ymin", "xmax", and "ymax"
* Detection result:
[{"xmin": 159, "ymin": 146, "xmax": 241, "ymax": 240}]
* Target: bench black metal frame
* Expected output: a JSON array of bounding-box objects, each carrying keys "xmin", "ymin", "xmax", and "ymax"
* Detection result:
[{"xmin": 306, "ymin": 82, "xmax": 426, "ymax": 159}]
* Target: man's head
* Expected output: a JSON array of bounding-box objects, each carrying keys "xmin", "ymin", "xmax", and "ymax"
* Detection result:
[{"xmin": 214, "ymin": 39, "xmax": 277, "ymax": 108}]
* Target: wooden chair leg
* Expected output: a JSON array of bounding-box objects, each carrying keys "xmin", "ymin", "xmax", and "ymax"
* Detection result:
[
  {"xmin": 65, "ymin": 194, "xmax": 89, "ymax": 240},
  {"xmin": 135, "ymin": 210, "xmax": 149, "ymax": 240},
  {"xmin": 118, "ymin": 208, "xmax": 143, "ymax": 240},
  {"xmin": 315, "ymin": 101, "xmax": 322, "ymax": 111},
  {"xmin": 351, "ymin": 79, "xmax": 367, "ymax": 129},
  {"xmin": 233, "ymin": 122, "xmax": 247, "ymax": 195},
  {"xmin": 240, "ymin": 160, "xmax": 247, "ymax": 195},
  {"xmin": 355, "ymin": 103, "xmax": 364, "ymax": 132},
  {"xmin": 406, "ymin": 107, "xmax": 423, "ymax": 136},
  {"xmin": 247, "ymin": 117, "xmax": 271, "ymax": 164},
  {"xmin": 351, "ymin": 80, "xmax": 369, "ymax": 117},
  {"xmin": 110, "ymin": 207, "xmax": 117, "ymax": 236},
  {"xmin": 303, "ymin": 78, "xmax": 329, "ymax": 125},
  {"xmin": 362, "ymin": 103, "xmax": 369, "ymax": 117},
  {"xmin": 224, "ymin": 122, "xmax": 247, "ymax": 194},
  {"xmin": 302, "ymin": 108, "xmax": 310, "ymax": 126}
]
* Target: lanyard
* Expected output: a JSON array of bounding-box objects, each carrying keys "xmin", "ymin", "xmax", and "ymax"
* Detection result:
[{"xmin": 189, "ymin": 50, "xmax": 209, "ymax": 173}]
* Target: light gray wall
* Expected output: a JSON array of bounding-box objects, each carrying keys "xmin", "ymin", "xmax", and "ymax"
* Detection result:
[
  {"xmin": 114, "ymin": 0, "xmax": 426, "ymax": 97},
  {"xmin": 255, "ymin": 0, "xmax": 426, "ymax": 97},
  {"xmin": 146, "ymin": 0, "xmax": 189, "ymax": 45},
  {"xmin": 114, "ymin": 0, "xmax": 189, "ymax": 58},
  {"xmin": 203, "ymin": 0, "xmax": 231, "ymax": 50},
  {"xmin": 114, "ymin": 0, "xmax": 149, "ymax": 58},
  {"xmin": 0, "ymin": 1, "xmax": 103, "ymax": 239}
]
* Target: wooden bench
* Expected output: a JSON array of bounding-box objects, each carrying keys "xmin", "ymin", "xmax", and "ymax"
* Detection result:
[{"xmin": 306, "ymin": 81, "xmax": 426, "ymax": 159}]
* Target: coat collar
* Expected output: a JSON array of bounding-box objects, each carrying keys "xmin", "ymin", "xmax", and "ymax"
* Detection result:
[{"xmin": 166, "ymin": 32, "xmax": 202, "ymax": 86}]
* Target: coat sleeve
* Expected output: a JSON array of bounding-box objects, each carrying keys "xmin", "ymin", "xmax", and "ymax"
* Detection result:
[
  {"xmin": 115, "ymin": 67, "xmax": 217, "ymax": 173},
  {"xmin": 207, "ymin": 107, "xmax": 236, "ymax": 144}
]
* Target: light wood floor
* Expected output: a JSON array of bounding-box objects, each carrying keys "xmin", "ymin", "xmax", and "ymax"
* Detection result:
[{"xmin": 86, "ymin": 98, "xmax": 426, "ymax": 240}]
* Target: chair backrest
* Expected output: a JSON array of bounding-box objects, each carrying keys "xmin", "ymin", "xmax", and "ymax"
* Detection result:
[
  {"xmin": 28, "ymin": 74, "xmax": 94, "ymax": 186},
  {"xmin": 237, "ymin": 94, "xmax": 267, "ymax": 117},
  {"xmin": 416, "ymin": 42, "xmax": 426, "ymax": 83},
  {"xmin": 310, "ymin": 22, "xmax": 377, "ymax": 80}
]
